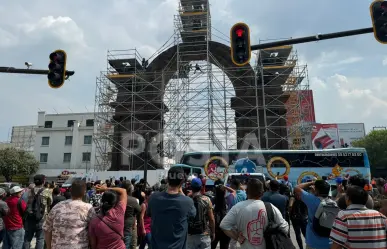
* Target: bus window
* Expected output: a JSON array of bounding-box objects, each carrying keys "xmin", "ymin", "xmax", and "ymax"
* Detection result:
[
  {"xmin": 192, "ymin": 168, "xmax": 202, "ymax": 177},
  {"xmin": 180, "ymin": 167, "xmax": 190, "ymax": 179}
]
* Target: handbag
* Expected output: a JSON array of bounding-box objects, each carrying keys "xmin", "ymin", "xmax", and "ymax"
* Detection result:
[{"xmin": 97, "ymin": 215, "xmax": 124, "ymax": 241}]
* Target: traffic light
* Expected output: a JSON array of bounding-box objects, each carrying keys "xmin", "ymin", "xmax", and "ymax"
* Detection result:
[
  {"xmin": 230, "ymin": 23, "xmax": 251, "ymax": 66},
  {"xmin": 370, "ymin": 0, "xmax": 387, "ymax": 44},
  {"xmin": 48, "ymin": 50, "xmax": 67, "ymax": 88}
]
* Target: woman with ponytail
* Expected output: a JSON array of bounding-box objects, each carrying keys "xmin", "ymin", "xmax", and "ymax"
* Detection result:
[{"xmin": 88, "ymin": 184, "xmax": 127, "ymax": 249}]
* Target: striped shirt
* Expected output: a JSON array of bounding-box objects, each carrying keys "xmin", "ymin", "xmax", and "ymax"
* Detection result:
[{"xmin": 330, "ymin": 204, "xmax": 387, "ymax": 249}]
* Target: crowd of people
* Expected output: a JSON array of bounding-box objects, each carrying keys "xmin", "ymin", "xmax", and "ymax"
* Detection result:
[{"xmin": 0, "ymin": 170, "xmax": 386, "ymax": 249}]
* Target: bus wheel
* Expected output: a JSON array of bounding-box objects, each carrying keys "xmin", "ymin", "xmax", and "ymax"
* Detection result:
[{"xmin": 266, "ymin": 157, "xmax": 291, "ymax": 179}]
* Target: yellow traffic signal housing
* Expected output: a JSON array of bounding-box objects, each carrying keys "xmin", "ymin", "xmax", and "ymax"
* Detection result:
[
  {"xmin": 48, "ymin": 50, "xmax": 67, "ymax": 88},
  {"xmin": 230, "ymin": 23, "xmax": 251, "ymax": 66},
  {"xmin": 370, "ymin": 0, "xmax": 387, "ymax": 44}
]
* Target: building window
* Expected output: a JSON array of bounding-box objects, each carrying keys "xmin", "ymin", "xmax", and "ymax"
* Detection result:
[
  {"xmin": 40, "ymin": 153, "xmax": 48, "ymax": 163},
  {"xmin": 41, "ymin": 137, "xmax": 50, "ymax": 146},
  {"xmin": 84, "ymin": 135, "xmax": 92, "ymax": 145},
  {"xmin": 82, "ymin": 152, "xmax": 91, "ymax": 162},
  {"xmin": 65, "ymin": 136, "xmax": 73, "ymax": 145},
  {"xmin": 67, "ymin": 120, "xmax": 76, "ymax": 127},
  {"xmin": 44, "ymin": 121, "xmax": 52, "ymax": 128},
  {"xmin": 63, "ymin": 153, "xmax": 71, "ymax": 162},
  {"xmin": 86, "ymin": 119, "xmax": 94, "ymax": 127}
]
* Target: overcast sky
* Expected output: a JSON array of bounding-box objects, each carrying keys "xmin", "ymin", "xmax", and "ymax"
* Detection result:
[{"xmin": 0, "ymin": 0, "xmax": 386, "ymax": 142}]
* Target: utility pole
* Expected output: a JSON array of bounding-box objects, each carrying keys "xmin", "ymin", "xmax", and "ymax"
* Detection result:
[
  {"xmin": 250, "ymin": 27, "xmax": 373, "ymax": 51},
  {"xmin": 143, "ymin": 132, "xmax": 150, "ymax": 190},
  {"xmin": 0, "ymin": 67, "xmax": 74, "ymax": 76}
]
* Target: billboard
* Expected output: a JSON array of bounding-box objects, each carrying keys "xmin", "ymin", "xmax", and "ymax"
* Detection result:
[
  {"xmin": 337, "ymin": 123, "xmax": 366, "ymax": 147},
  {"xmin": 286, "ymin": 90, "xmax": 316, "ymax": 149},
  {"xmin": 286, "ymin": 90, "xmax": 316, "ymax": 126},
  {"xmin": 312, "ymin": 124, "xmax": 340, "ymax": 149},
  {"xmin": 311, "ymin": 123, "xmax": 366, "ymax": 149},
  {"xmin": 300, "ymin": 90, "xmax": 316, "ymax": 123}
]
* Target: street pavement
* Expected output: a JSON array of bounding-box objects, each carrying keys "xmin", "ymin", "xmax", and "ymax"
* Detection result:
[{"xmin": 7, "ymin": 226, "xmax": 305, "ymax": 248}]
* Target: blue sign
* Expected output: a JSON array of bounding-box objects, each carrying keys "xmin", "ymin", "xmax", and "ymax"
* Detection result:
[{"xmin": 234, "ymin": 158, "xmax": 257, "ymax": 173}]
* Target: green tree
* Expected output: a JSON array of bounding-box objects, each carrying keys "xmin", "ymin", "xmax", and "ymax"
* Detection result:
[
  {"xmin": 352, "ymin": 130, "xmax": 387, "ymax": 168},
  {"xmin": 0, "ymin": 147, "xmax": 39, "ymax": 182}
]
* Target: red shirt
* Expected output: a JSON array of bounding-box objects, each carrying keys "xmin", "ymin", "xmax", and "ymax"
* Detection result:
[
  {"xmin": 201, "ymin": 178, "xmax": 207, "ymax": 194},
  {"xmin": 89, "ymin": 201, "xmax": 126, "ymax": 249},
  {"xmin": 142, "ymin": 202, "xmax": 151, "ymax": 234},
  {"xmin": 4, "ymin": 196, "xmax": 26, "ymax": 230}
]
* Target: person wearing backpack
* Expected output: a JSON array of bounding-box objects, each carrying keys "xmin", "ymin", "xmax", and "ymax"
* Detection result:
[
  {"xmin": 294, "ymin": 179, "xmax": 334, "ymax": 249},
  {"xmin": 23, "ymin": 174, "xmax": 53, "ymax": 249},
  {"xmin": 187, "ymin": 178, "xmax": 215, "ymax": 249},
  {"xmin": 220, "ymin": 178, "xmax": 290, "ymax": 249}
]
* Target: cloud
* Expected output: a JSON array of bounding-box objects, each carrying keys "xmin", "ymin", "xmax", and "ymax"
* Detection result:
[
  {"xmin": 312, "ymin": 74, "xmax": 387, "ymax": 128},
  {"xmin": 17, "ymin": 16, "xmax": 87, "ymax": 49}
]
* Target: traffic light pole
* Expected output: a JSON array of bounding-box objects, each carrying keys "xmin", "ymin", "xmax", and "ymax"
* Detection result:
[
  {"xmin": 0, "ymin": 67, "xmax": 74, "ymax": 76},
  {"xmin": 250, "ymin": 27, "xmax": 373, "ymax": 50}
]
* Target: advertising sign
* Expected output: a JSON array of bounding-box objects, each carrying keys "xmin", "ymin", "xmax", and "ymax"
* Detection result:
[
  {"xmin": 337, "ymin": 123, "xmax": 366, "ymax": 147},
  {"xmin": 286, "ymin": 90, "xmax": 316, "ymax": 126},
  {"xmin": 312, "ymin": 124, "xmax": 340, "ymax": 149},
  {"xmin": 300, "ymin": 90, "xmax": 316, "ymax": 123},
  {"xmin": 286, "ymin": 90, "xmax": 316, "ymax": 149}
]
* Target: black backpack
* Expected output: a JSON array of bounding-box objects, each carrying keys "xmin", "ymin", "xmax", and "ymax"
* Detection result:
[
  {"xmin": 188, "ymin": 195, "xmax": 208, "ymax": 235},
  {"xmin": 26, "ymin": 188, "xmax": 45, "ymax": 221},
  {"xmin": 264, "ymin": 202, "xmax": 296, "ymax": 249}
]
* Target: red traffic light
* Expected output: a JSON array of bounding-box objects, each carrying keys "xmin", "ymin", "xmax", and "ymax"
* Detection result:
[
  {"xmin": 230, "ymin": 22, "xmax": 251, "ymax": 66},
  {"xmin": 236, "ymin": 28, "xmax": 244, "ymax": 37}
]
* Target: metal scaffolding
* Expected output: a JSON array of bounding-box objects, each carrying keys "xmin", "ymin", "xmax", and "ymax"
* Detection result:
[
  {"xmin": 255, "ymin": 45, "xmax": 313, "ymax": 149},
  {"xmin": 9, "ymin": 126, "xmax": 37, "ymax": 152},
  {"xmin": 93, "ymin": 0, "xmax": 313, "ymax": 171}
]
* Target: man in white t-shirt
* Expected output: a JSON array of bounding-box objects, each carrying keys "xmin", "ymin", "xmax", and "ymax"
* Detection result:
[{"xmin": 220, "ymin": 178, "xmax": 289, "ymax": 249}]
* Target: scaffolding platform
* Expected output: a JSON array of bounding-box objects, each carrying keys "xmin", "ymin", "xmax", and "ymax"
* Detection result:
[
  {"xmin": 180, "ymin": 0, "xmax": 208, "ymax": 12},
  {"xmin": 109, "ymin": 58, "xmax": 144, "ymax": 74}
]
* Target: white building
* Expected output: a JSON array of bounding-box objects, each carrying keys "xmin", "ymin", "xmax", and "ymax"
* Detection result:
[{"xmin": 33, "ymin": 111, "xmax": 97, "ymax": 177}]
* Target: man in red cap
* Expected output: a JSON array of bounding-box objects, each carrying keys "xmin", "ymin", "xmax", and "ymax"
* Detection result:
[{"xmin": 282, "ymin": 175, "xmax": 293, "ymax": 194}]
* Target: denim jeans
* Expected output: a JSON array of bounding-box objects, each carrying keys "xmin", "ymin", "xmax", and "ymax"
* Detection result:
[
  {"xmin": 139, "ymin": 233, "xmax": 151, "ymax": 249},
  {"xmin": 187, "ymin": 234, "xmax": 211, "ymax": 249},
  {"xmin": 3, "ymin": 228, "xmax": 25, "ymax": 249},
  {"xmin": 124, "ymin": 226, "xmax": 137, "ymax": 249},
  {"xmin": 23, "ymin": 219, "xmax": 45, "ymax": 249}
]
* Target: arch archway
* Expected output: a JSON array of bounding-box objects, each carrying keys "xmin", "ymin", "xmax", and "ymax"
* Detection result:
[{"xmin": 109, "ymin": 41, "xmax": 288, "ymax": 170}]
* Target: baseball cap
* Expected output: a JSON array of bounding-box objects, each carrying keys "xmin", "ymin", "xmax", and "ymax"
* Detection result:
[
  {"xmin": 10, "ymin": 186, "xmax": 23, "ymax": 194},
  {"xmin": 0, "ymin": 188, "xmax": 6, "ymax": 196},
  {"xmin": 283, "ymin": 175, "xmax": 289, "ymax": 181},
  {"xmin": 191, "ymin": 178, "xmax": 202, "ymax": 188}
]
